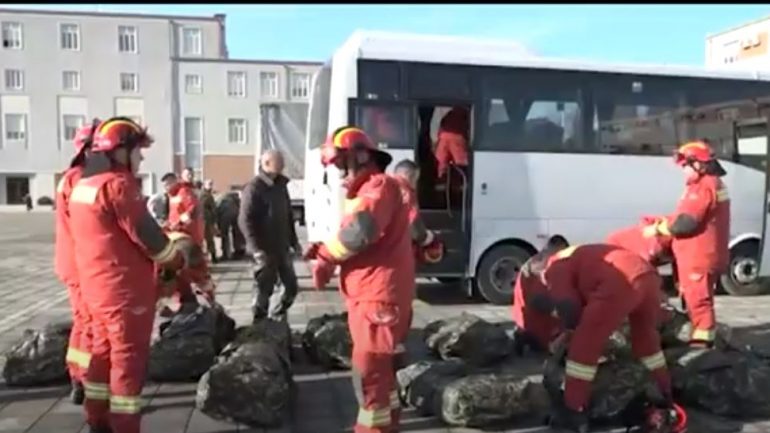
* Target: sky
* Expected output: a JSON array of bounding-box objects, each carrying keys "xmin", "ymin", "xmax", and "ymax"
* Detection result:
[{"xmin": 6, "ymin": 4, "xmax": 770, "ymax": 65}]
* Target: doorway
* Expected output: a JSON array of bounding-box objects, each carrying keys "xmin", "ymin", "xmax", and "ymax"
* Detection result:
[
  {"xmin": 6, "ymin": 176, "xmax": 30, "ymax": 205},
  {"xmin": 414, "ymin": 103, "xmax": 472, "ymax": 277}
]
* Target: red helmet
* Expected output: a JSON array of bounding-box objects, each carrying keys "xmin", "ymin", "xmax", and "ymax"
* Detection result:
[
  {"xmin": 320, "ymin": 126, "xmax": 392, "ymax": 168},
  {"xmin": 91, "ymin": 117, "xmax": 153, "ymax": 153},
  {"xmin": 673, "ymin": 140, "xmax": 715, "ymax": 166},
  {"xmin": 73, "ymin": 118, "xmax": 101, "ymax": 154}
]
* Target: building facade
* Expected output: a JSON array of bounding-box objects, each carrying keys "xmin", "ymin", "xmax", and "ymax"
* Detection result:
[
  {"xmin": 706, "ymin": 15, "xmax": 770, "ymax": 70},
  {"xmin": 0, "ymin": 8, "xmax": 320, "ymax": 205}
]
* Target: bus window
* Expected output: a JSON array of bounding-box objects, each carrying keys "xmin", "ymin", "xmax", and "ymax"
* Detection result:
[
  {"xmin": 407, "ymin": 63, "xmax": 472, "ymax": 101},
  {"xmin": 307, "ymin": 62, "xmax": 332, "ymax": 149},
  {"xmin": 358, "ymin": 60, "xmax": 401, "ymax": 100},
  {"xmin": 477, "ymin": 68, "xmax": 584, "ymax": 152},
  {"xmin": 354, "ymin": 104, "xmax": 412, "ymax": 149},
  {"xmin": 592, "ymin": 77, "xmax": 681, "ymax": 156}
]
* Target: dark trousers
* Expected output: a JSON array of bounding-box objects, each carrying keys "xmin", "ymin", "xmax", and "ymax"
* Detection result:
[
  {"xmin": 252, "ymin": 252, "xmax": 299, "ymax": 320},
  {"xmin": 219, "ymin": 219, "xmax": 245, "ymax": 259}
]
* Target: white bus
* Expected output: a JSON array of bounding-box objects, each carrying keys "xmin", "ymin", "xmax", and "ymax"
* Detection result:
[{"xmin": 304, "ymin": 30, "xmax": 770, "ymax": 304}]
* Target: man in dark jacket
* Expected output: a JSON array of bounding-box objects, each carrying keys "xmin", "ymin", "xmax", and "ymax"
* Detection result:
[{"xmin": 239, "ymin": 149, "xmax": 301, "ymax": 322}]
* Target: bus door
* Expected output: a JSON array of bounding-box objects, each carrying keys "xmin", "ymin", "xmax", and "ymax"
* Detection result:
[
  {"xmin": 413, "ymin": 102, "xmax": 473, "ymax": 278},
  {"xmin": 740, "ymin": 119, "xmax": 770, "ymax": 282}
]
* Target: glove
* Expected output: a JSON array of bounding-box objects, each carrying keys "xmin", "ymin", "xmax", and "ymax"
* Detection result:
[
  {"xmin": 303, "ymin": 242, "xmax": 322, "ymax": 261},
  {"xmin": 290, "ymin": 243, "xmax": 303, "ymax": 258},
  {"xmin": 196, "ymin": 278, "xmax": 216, "ymax": 303},
  {"xmin": 549, "ymin": 403, "xmax": 588, "ymax": 433},
  {"xmin": 643, "ymin": 403, "xmax": 688, "ymax": 433},
  {"xmin": 640, "ymin": 215, "xmax": 663, "ymax": 226},
  {"xmin": 548, "ymin": 330, "xmax": 574, "ymax": 356},
  {"xmin": 311, "ymin": 257, "xmax": 336, "ymax": 290}
]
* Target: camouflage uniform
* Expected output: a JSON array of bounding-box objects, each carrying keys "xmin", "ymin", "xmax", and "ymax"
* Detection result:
[
  {"xmin": 201, "ymin": 189, "xmax": 218, "ymax": 262},
  {"xmin": 216, "ymin": 192, "xmax": 245, "ymax": 260}
]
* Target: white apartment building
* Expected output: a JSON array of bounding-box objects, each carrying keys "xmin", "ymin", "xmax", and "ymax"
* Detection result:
[
  {"xmin": 706, "ymin": 15, "xmax": 770, "ymax": 70},
  {"xmin": 0, "ymin": 8, "xmax": 320, "ymax": 205}
]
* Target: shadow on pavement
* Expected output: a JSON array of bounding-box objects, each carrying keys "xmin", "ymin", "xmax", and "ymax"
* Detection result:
[
  {"xmin": 729, "ymin": 322, "xmax": 770, "ymax": 353},
  {"xmin": 0, "ymin": 385, "xmax": 69, "ymax": 404},
  {"xmin": 416, "ymin": 281, "xmax": 486, "ymax": 306}
]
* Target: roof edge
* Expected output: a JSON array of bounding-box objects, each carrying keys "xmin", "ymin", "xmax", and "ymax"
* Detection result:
[
  {"xmin": 706, "ymin": 13, "xmax": 770, "ymax": 39},
  {"xmin": 0, "ymin": 7, "xmax": 222, "ymax": 22},
  {"xmin": 174, "ymin": 57, "xmax": 323, "ymax": 66}
]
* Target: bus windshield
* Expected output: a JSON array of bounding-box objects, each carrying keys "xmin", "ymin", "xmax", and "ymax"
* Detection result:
[{"xmin": 307, "ymin": 61, "xmax": 332, "ymax": 150}]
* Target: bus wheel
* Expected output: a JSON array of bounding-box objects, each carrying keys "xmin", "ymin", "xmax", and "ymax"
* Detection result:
[
  {"xmin": 476, "ymin": 244, "xmax": 532, "ymax": 305},
  {"xmin": 720, "ymin": 241, "xmax": 765, "ymax": 296}
]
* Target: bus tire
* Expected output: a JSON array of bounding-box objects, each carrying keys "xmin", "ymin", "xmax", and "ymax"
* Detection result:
[
  {"xmin": 475, "ymin": 244, "xmax": 532, "ymax": 305},
  {"xmin": 720, "ymin": 241, "xmax": 766, "ymax": 296}
]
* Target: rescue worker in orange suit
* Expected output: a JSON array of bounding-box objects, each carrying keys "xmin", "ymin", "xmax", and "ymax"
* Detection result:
[
  {"xmin": 510, "ymin": 235, "xmax": 569, "ymax": 354},
  {"xmin": 304, "ymin": 127, "xmax": 415, "ymax": 433},
  {"xmin": 165, "ymin": 171, "xmax": 208, "ymax": 306},
  {"xmin": 391, "ymin": 159, "xmax": 444, "ymax": 265},
  {"xmin": 643, "ymin": 140, "xmax": 730, "ymax": 348},
  {"xmin": 530, "ymin": 244, "xmax": 682, "ymax": 433},
  {"xmin": 68, "ymin": 117, "xmax": 203, "ymax": 433},
  {"xmin": 434, "ymin": 106, "xmax": 470, "ymax": 180},
  {"xmin": 55, "ymin": 119, "xmax": 102, "ymax": 405}
]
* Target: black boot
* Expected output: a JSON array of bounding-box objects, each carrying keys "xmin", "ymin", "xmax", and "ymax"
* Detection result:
[
  {"xmin": 88, "ymin": 425, "xmax": 112, "ymax": 433},
  {"xmin": 70, "ymin": 381, "xmax": 85, "ymax": 405},
  {"xmin": 549, "ymin": 404, "xmax": 589, "ymax": 433}
]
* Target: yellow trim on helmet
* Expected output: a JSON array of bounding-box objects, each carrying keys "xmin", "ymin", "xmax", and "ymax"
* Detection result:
[{"xmin": 333, "ymin": 127, "xmax": 366, "ymax": 148}]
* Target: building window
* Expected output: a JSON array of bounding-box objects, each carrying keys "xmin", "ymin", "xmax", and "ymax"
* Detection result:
[
  {"xmin": 185, "ymin": 74, "xmax": 202, "ymax": 94},
  {"xmin": 118, "ymin": 25, "xmax": 138, "ymax": 53},
  {"xmin": 227, "ymin": 118, "xmax": 248, "ymax": 144},
  {"xmin": 183, "ymin": 117, "xmax": 203, "ymax": 169},
  {"xmin": 2, "ymin": 22, "xmax": 23, "ymax": 49},
  {"xmin": 4, "ymin": 113, "xmax": 27, "ymax": 142},
  {"xmin": 181, "ymin": 27, "xmax": 202, "ymax": 56},
  {"xmin": 290, "ymin": 72, "xmax": 311, "ymax": 99},
  {"xmin": 260, "ymin": 72, "xmax": 278, "ymax": 98},
  {"xmin": 120, "ymin": 73, "xmax": 139, "ymax": 93},
  {"xmin": 4, "ymin": 69, "xmax": 24, "ymax": 90},
  {"xmin": 62, "ymin": 71, "xmax": 81, "ymax": 91},
  {"xmin": 62, "ymin": 115, "xmax": 85, "ymax": 141},
  {"xmin": 60, "ymin": 24, "xmax": 80, "ymax": 51},
  {"xmin": 227, "ymin": 71, "xmax": 247, "ymax": 98}
]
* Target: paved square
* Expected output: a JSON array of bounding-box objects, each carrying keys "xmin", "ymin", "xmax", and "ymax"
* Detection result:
[{"xmin": 1, "ymin": 212, "xmax": 770, "ymax": 432}]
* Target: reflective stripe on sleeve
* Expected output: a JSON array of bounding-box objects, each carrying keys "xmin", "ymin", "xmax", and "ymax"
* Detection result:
[
  {"xmin": 716, "ymin": 188, "xmax": 729, "ymax": 202},
  {"xmin": 356, "ymin": 406, "xmax": 392, "ymax": 427},
  {"xmin": 151, "ymin": 240, "xmax": 177, "ymax": 264},
  {"xmin": 641, "ymin": 351, "xmax": 667, "ymax": 371},
  {"xmin": 325, "ymin": 237, "xmax": 354, "ymax": 261},
  {"xmin": 70, "ymin": 184, "xmax": 99, "ymax": 204},
  {"xmin": 565, "ymin": 360, "xmax": 597, "ymax": 381}
]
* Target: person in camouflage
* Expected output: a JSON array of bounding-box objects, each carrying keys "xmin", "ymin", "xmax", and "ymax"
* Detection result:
[
  {"xmin": 201, "ymin": 179, "xmax": 219, "ymax": 263},
  {"xmin": 216, "ymin": 186, "xmax": 245, "ymax": 261}
]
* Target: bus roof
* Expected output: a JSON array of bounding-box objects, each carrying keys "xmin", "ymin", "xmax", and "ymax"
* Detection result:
[{"xmin": 341, "ymin": 30, "xmax": 770, "ymax": 82}]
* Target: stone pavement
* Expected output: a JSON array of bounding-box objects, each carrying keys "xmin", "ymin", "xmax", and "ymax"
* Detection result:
[{"xmin": 2, "ymin": 212, "xmax": 770, "ymax": 432}]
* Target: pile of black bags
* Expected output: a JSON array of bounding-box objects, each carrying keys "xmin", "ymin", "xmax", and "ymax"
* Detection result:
[
  {"xmin": 301, "ymin": 312, "xmax": 352, "ymax": 369},
  {"xmin": 422, "ymin": 313, "xmax": 514, "ymax": 367},
  {"xmin": 148, "ymin": 302, "xmax": 236, "ymax": 381},
  {"xmin": 195, "ymin": 319, "xmax": 294, "ymax": 427},
  {"xmin": 2, "ymin": 321, "xmax": 72, "ymax": 386}
]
